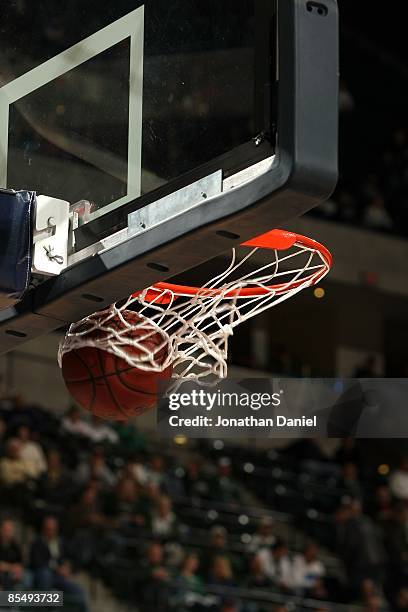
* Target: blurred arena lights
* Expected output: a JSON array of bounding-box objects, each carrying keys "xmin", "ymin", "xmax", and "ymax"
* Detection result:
[
  {"xmin": 378, "ymin": 463, "xmax": 390, "ymax": 476},
  {"xmin": 314, "ymin": 287, "xmax": 326, "ymax": 299}
]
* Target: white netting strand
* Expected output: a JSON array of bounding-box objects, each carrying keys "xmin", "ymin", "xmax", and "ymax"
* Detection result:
[{"xmin": 58, "ymin": 235, "xmax": 331, "ymax": 382}]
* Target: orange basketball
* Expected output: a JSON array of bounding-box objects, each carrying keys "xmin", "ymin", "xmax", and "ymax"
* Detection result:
[{"xmin": 61, "ymin": 311, "xmax": 172, "ymax": 421}]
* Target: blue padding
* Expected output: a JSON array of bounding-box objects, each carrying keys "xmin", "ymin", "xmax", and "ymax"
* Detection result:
[{"xmin": 0, "ymin": 189, "xmax": 34, "ymax": 309}]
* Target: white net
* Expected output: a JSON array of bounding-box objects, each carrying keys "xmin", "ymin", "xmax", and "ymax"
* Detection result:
[{"xmin": 58, "ymin": 235, "xmax": 330, "ymax": 382}]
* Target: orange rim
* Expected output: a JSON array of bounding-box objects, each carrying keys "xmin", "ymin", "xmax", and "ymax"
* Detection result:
[{"xmin": 134, "ymin": 230, "xmax": 332, "ymax": 300}]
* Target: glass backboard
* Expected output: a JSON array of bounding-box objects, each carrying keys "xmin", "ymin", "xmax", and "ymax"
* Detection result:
[
  {"xmin": 0, "ymin": 0, "xmax": 338, "ymax": 353},
  {"xmin": 1, "ymin": 0, "xmax": 276, "ymax": 229}
]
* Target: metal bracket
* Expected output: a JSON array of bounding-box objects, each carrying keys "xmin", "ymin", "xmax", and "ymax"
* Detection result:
[{"xmin": 32, "ymin": 195, "xmax": 70, "ymax": 276}]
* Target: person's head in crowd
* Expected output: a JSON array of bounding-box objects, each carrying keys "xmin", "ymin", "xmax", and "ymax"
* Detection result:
[
  {"xmin": 248, "ymin": 554, "xmax": 266, "ymax": 577},
  {"xmin": 338, "ymin": 437, "xmax": 358, "ymax": 459},
  {"xmin": 303, "ymin": 541, "xmax": 319, "ymax": 564},
  {"xmin": 186, "ymin": 460, "xmax": 200, "ymax": 479},
  {"xmin": 396, "ymin": 588, "xmax": 408, "ymax": 610},
  {"xmin": 342, "ymin": 462, "xmax": 358, "ymax": 481},
  {"xmin": 361, "ymin": 580, "xmax": 384, "ymax": 612},
  {"xmin": 66, "ymin": 406, "xmax": 82, "ymax": 423},
  {"xmin": 91, "ymin": 416, "xmax": 103, "ymax": 425},
  {"xmin": 0, "ymin": 417, "xmax": 6, "ymax": 438},
  {"xmin": 218, "ymin": 457, "xmax": 232, "ymax": 478},
  {"xmin": 145, "ymin": 481, "xmax": 160, "ymax": 501},
  {"xmin": 272, "ymin": 538, "xmax": 289, "ymax": 561},
  {"xmin": 116, "ymin": 477, "xmax": 139, "ymax": 502},
  {"xmin": 210, "ymin": 555, "xmax": 234, "ymax": 583},
  {"xmin": 79, "ymin": 486, "xmax": 99, "ymax": 507},
  {"xmin": 335, "ymin": 500, "xmax": 353, "ymax": 523},
  {"xmin": 210, "ymin": 526, "xmax": 227, "ymax": 550},
  {"xmin": 41, "ymin": 516, "xmax": 59, "ymax": 541},
  {"xmin": 150, "ymin": 454, "xmax": 164, "ymax": 473},
  {"xmin": 123, "ymin": 458, "xmax": 148, "ymax": 486},
  {"xmin": 16, "ymin": 425, "xmax": 32, "ymax": 443},
  {"xmin": 392, "ymin": 502, "xmax": 408, "ymax": 524},
  {"xmin": 0, "ymin": 518, "xmax": 16, "ymax": 544},
  {"xmin": 147, "ymin": 542, "xmax": 164, "ymax": 566},
  {"xmin": 375, "ymin": 485, "xmax": 392, "ymax": 511},
  {"xmin": 181, "ymin": 553, "xmax": 200, "ymax": 576},
  {"xmin": 155, "ymin": 495, "xmax": 172, "ymax": 518},
  {"xmin": 220, "ymin": 598, "xmax": 239, "ymax": 612},
  {"xmin": 89, "ymin": 447, "xmax": 107, "ymax": 471},
  {"xmin": 396, "ymin": 457, "xmax": 408, "ymax": 474},
  {"xmin": 87, "ymin": 477, "xmax": 101, "ymax": 493},
  {"xmin": 256, "ymin": 516, "xmax": 274, "ymax": 539},
  {"xmin": 350, "ymin": 499, "xmax": 363, "ymax": 517},
  {"xmin": 46, "ymin": 449, "xmax": 61, "ymax": 473},
  {"xmin": 5, "ymin": 438, "xmax": 22, "ymax": 460}
]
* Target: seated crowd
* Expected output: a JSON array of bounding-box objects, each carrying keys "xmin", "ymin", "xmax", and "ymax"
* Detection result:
[{"xmin": 0, "ymin": 398, "xmax": 407, "ymax": 612}]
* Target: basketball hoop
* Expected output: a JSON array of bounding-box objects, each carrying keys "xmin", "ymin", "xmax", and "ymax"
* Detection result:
[{"xmin": 59, "ymin": 230, "xmax": 332, "ymax": 382}]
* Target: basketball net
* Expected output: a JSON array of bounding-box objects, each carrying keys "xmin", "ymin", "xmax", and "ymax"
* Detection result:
[{"xmin": 58, "ymin": 230, "xmax": 332, "ymax": 382}]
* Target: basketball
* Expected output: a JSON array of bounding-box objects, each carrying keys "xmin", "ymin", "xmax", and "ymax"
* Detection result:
[{"xmin": 61, "ymin": 311, "xmax": 173, "ymax": 421}]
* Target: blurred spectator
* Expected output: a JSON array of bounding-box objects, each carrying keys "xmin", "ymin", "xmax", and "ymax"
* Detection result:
[
  {"xmin": 0, "ymin": 438, "xmax": 36, "ymax": 504},
  {"xmin": 0, "ymin": 519, "xmax": 25, "ymax": 589},
  {"xmin": 151, "ymin": 495, "xmax": 177, "ymax": 538},
  {"xmin": 248, "ymin": 517, "xmax": 276, "ymax": 552},
  {"xmin": 5, "ymin": 396, "xmax": 43, "ymax": 431},
  {"xmin": 37, "ymin": 449, "xmax": 75, "ymax": 510},
  {"xmin": 76, "ymin": 447, "xmax": 116, "ymax": 489},
  {"xmin": 258, "ymin": 539, "xmax": 293, "ymax": 592},
  {"xmin": 69, "ymin": 485, "xmax": 110, "ymax": 531},
  {"xmin": 0, "ymin": 417, "xmax": 6, "ymax": 456},
  {"xmin": 371, "ymin": 486, "xmax": 394, "ymax": 523},
  {"xmin": 104, "ymin": 477, "xmax": 146, "ymax": 531},
  {"xmin": 201, "ymin": 526, "xmax": 233, "ymax": 577},
  {"xmin": 338, "ymin": 462, "xmax": 363, "ymax": 500},
  {"xmin": 183, "ymin": 459, "xmax": 210, "ymax": 498},
  {"xmin": 114, "ymin": 421, "xmax": 146, "ymax": 454},
  {"xmin": 87, "ymin": 416, "xmax": 119, "ymax": 445},
  {"xmin": 29, "ymin": 516, "xmax": 89, "ymax": 611},
  {"xmin": 124, "ymin": 458, "xmax": 149, "ymax": 486},
  {"xmin": 62, "ymin": 406, "xmax": 93, "ymax": 439},
  {"xmin": 389, "ymin": 458, "xmax": 408, "ymax": 501},
  {"xmin": 146, "ymin": 454, "xmax": 167, "ymax": 489},
  {"xmin": 244, "ymin": 554, "xmax": 273, "ymax": 589},
  {"xmin": 210, "ymin": 457, "xmax": 242, "ymax": 505},
  {"xmin": 16, "ymin": 425, "xmax": 47, "ymax": 478},
  {"xmin": 292, "ymin": 542, "xmax": 327, "ymax": 598},
  {"xmin": 335, "ymin": 501, "xmax": 385, "ymax": 596},
  {"xmin": 395, "ymin": 588, "xmax": 408, "ymax": 611},
  {"xmin": 220, "ymin": 599, "xmax": 240, "ymax": 612},
  {"xmin": 68, "ymin": 486, "xmax": 111, "ymax": 568},
  {"xmin": 361, "ymin": 579, "xmax": 387, "ymax": 612},
  {"xmin": 139, "ymin": 542, "xmax": 171, "ymax": 612},
  {"xmin": 382, "ymin": 503, "xmax": 408, "ymax": 595},
  {"xmin": 363, "ymin": 190, "xmax": 393, "ymax": 230},
  {"xmin": 175, "ymin": 553, "xmax": 204, "ymax": 596},
  {"xmin": 208, "ymin": 555, "xmax": 236, "ymax": 588}
]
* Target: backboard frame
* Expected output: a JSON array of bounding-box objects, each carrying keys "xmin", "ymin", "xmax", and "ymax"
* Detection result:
[{"xmin": 0, "ymin": 0, "xmax": 338, "ymax": 353}]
